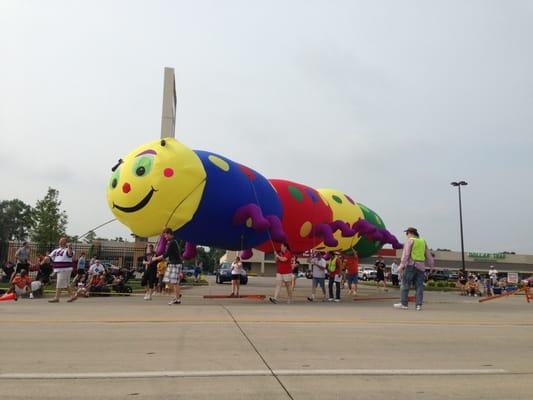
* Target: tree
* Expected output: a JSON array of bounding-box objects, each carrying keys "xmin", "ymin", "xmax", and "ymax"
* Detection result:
[
  {"xmin": 0, "ymin": 199, "xmax": 33, "ymax": 242},
  {"xmin": 31, "ymin": 187, "xmax": 68, "ymax": 247},
  {"xmin": 196, "ymin": 246, "xmax": 225, "ymax": 273}
]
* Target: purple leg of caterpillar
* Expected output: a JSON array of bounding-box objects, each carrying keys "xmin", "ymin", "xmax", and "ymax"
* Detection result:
[
  {"xmin": 232, "ymin": 204, "xmax": 271, "ymax": 231},
  {"xmin": 312, "ymin": 223, "xmax": 338, "ymax": 247},
  {"xmin": 155, "ymin": 234, "xmax": 168, "ymax": 256},
  {"xmin": 266, "ymin": 215, "xmax": 288, "ymax": 243},
  {"xmin": 182, "ymin": 242, "xmax": 197, "ymax": 260},
  {"xmin": 352, "ymin": 219, "xmax": 377, "ymax": 236},
  {"xmin": 352, "ymin": 220, "xmax": 403, "ymax": 249},
  {"xmin": 330, "ymin": 220, "xmax": 357, "ymax": 237},
  {"xmin": 240, "ymin": 249, "xmax": 253, "ymax": 260}
]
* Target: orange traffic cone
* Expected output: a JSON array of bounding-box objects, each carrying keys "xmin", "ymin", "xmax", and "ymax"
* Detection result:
[{"xmin": 0, "ymin": 292, "xmax": 17, "ymax": 302}]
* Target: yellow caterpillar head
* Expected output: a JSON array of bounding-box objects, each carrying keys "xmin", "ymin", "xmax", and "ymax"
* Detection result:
[{"xmin": 106, "ymin": 138, "xmax": 206, "ymax": 237}]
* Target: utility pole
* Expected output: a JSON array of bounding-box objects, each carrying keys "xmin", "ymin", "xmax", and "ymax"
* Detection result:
[{"xmin": 451, "ymin": 181, "xmax": 468, "ymax": 273}]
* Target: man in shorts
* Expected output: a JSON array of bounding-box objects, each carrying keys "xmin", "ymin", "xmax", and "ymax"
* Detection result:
[
  {"xmin": 307, "ymin": 252, "xmax": 327, "ymax": 302},
  {"xmin": 154, "ymin": 228, "xmax": 182, "ymax": 305},
  {"xmin": 345, "ymin": 250, "xmax": 359, "ymax": 296},
  {"xmin": 269, "ymin": 243, "xmax": 293, "ymax": 304},
  {"xmin": 48, "ymin": 237, "xmax": 75, "ymax": 303}
]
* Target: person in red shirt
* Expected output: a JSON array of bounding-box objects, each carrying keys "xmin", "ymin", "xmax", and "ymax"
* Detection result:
[
  {"xmin": 269, "ymin": 243, "xmax": 293, "ymax": 304},
  {"xmin": 345, "ymin": 250, "xmax": 359, "ymax": 296}
]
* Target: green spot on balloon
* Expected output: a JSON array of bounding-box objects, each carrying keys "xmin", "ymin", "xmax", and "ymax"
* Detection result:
[
  {"xmin": 332, "ymin": 195, "xmax": 342, "ymax": 204},
  {"xmin": 288, "ymin": 186, "xmax": 304, "ymax": 202}
]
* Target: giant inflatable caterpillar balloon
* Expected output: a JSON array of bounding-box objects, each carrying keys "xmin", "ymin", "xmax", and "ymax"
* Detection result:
[{"xmin": 107, "ymin": 138, "xmax": 401, "ymax": 259}]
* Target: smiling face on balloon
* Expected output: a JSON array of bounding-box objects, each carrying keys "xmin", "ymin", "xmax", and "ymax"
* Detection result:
[{"xmin": 106, "ymin": 138, "xmax": 207, "ymax": 237}]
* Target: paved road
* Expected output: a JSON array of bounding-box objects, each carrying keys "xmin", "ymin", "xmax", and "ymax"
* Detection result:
[{"xmin": 1, "ymin": 276, "xmax": 532, "ymax": 399}]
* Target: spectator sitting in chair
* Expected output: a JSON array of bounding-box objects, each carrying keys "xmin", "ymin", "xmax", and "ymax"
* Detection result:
[
  {"xmin": 88, "ymin": 259, "xmax": 106, "ymax": 283},
  {"xmin": 466, "ymin": 276, "xmax": 479, "ymax": 297},
  {"xmin": 89, "ymin": 259, "xmax": 105, "ymax": 275},
  {"xmin": 68, "ymin": 270, "xmax": 90, "ymax": 302},
  {"xmin": 9, "ymin": 269, "xmax": 33, "ymax": 298},
  {"xmin": 87, "ymin": 273, "xmax": 107, "ymax": 295},
  {"xmin": 498, "ymin": 278, "xmax": 508, "ymax": 294}
]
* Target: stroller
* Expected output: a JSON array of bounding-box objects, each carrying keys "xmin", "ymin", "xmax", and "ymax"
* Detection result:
[{"xmin": 111, "ymin": 268, "xmax": 133, "ymax": 295}]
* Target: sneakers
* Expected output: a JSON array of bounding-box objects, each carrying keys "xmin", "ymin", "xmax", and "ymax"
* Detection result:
[
  {"xmin": 29, "ymin": 293, "xmax": 34, "ymax": 299},
  {"xmin": 143, "ymin": 294, "xmax": 151, "ymax": 301},
  {"xmin": 48, "ymin": 298, "xmax": 59, "ymax": 303},
  {"xmin": 168, "ymin": 298, "xmax": 181, "ymax": 305},
  {"xmin": 416, "ymin": 305, "xmax": 422, "ymax": 311},
  {"xmin": 67, "ymin": 296, "xmax": 77, "ymax": 303},
  {"xmin": 393, "ymin": 303, "xmax": 408, "ymax": 310},
  {"xmin": 328, "ymin": 298, "xmax": 334, "ymax": 302},
  {"xmin": 334, "ymin": 299, "xmax": 340, "ymax": 303},
  {"xmin": 269, "ymin": 297, "xmax": 278, "ymax": 304},
  {"xmin": 307, "ymin": 296, "xmax": 314, "ymax": 302}
]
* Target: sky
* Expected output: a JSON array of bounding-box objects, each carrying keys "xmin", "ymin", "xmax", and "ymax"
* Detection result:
[{"xmin": 1, "ymin": 0, "xmax": 532, "ymax": 253}]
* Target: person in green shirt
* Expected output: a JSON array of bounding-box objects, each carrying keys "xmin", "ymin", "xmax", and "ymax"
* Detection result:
[{"xmin": 394, "ymin": 227, "xmax": 434, "ymax": 311}]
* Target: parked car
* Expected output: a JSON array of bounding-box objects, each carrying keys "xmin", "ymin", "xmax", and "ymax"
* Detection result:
[
  {"xmin": 358, "ymin": 266, "xmax": 377, "ymax": 281},
  {"xmin": 215, "ymin": 263, "xmax": 248, "ymax": 284},
  {"xmin": 427, "ymin": 270, "xmax": 458, "ymax": 281},
  {"xmin": 182, "ymin": 265, "xmax": 196, "ymax": 277}
]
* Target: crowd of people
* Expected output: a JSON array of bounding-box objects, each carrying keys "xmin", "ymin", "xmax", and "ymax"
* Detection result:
[
  {"xmin": 1, "ymin": 240, "xmax": 133, "ymax": 301},
  {"xmin": 2, "ymin": 227, "xmax": 529, "ymax": 309}
]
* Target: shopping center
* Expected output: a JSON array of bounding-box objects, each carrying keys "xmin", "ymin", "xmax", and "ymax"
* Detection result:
[{"xmin": 220, "ymin": 248, "xmax": 533, "ymax": 276}]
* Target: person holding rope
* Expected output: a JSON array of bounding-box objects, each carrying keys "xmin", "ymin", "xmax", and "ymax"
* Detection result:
[
  {"xmin": 394, "ymin": 227, "xmax": 434, "ymax": 311},
  {"xmin": 269, "ymin": 243, "xmax": 293, "ymax": 304},
  {"xmin": 345, "ymin": 250, "xmax": 359, "ymax": 296},
  {"xmin": 154, "ymin": 228, "xmax": 183, "ymax": 305},
  {"xmin": 327, "ymin": 251, "xmax": 342, "ymax": 302},
  {"xmin": 307, "ymin": 251, "xmax": 327, "ymax": 302}
]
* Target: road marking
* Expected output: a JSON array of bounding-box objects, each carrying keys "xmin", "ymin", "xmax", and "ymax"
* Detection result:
[
  {"xmin": 1, "ymin": 318, "xmax": 532, "ymax": 327},
  {"xmin": 0, "ymin": 369, "xmax": 509, "ymax": 380}
]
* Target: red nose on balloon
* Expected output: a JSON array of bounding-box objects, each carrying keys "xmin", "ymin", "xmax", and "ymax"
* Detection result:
[{"xmin": 122, "ymin": 183, "xmax": 131, "ymax": 193}]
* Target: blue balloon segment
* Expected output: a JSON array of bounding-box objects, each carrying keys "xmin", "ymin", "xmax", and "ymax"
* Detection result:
[{"xmin": 174, "ymin": 150, "xmax": 283, "ymax": 250}]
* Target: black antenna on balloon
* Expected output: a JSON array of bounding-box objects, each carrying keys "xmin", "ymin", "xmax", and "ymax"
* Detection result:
[{"xmin": 161, "ymin": 67, "xmax": 176, "ymax": 139}]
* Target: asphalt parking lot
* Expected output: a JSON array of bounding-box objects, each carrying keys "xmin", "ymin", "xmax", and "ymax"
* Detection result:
[{"xmin": 1, "ymin": 276, "xmax": 532, "ymax": 399}]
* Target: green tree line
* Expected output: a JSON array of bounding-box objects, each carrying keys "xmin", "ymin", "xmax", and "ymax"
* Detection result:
[{"xmin": 0, "ymin": 187, "xmax": 68, "ymax": 248}]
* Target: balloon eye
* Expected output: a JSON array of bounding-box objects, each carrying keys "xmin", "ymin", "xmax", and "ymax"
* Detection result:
[
  {"xmin": 136, "ymin": 166, "xmax": 145, "ymax": 176},
  {"xmin": 111, "ymin": 178, "xmax": 118, "ymax": 188}
]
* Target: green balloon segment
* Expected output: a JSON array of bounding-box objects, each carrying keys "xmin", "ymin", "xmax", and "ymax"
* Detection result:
[{"xmin": 351, "ymin": 203, "xmax": 386, "ymax": 258}]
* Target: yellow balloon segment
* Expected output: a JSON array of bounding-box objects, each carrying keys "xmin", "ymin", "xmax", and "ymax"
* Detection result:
[{"xmin": 315, "ymin": 188, "xmax": 364, "ymax": 252}]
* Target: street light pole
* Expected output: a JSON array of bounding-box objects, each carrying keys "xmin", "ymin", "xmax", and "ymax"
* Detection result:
[{"xmin": 451, "ymin": 181, "xmax": 468, "ymax": 273}]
